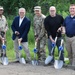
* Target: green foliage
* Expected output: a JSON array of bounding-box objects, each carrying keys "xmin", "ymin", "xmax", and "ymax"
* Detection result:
[
  {"xmin": 0, "ymin": 0, "xmax": 38, "ymax": 15},
  {"xmin": 37, "ymin": 0, "xmax": 71, "ymax": 15},
  {"xmin": 0, "ymin": 0, "xmax": 75, "ymax": 15}
]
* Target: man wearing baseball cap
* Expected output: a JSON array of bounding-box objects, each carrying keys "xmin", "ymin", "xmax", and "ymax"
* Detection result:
[
  {"xmin": 33, "ymin": 6, "xmax": 46, "ymax": 64},
  {"xmin": 0, "ymin": 6, "xmax": 8, "ymax": 62}
]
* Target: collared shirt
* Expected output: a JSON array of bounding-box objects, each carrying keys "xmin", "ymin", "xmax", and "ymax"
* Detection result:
[
  {"xmin": 63, "ymin": 15, "xmax": 75, "ymax": 36},
  {"xmin": 19, "ymin": 17, "xmax": 25, "ymax": 27}
]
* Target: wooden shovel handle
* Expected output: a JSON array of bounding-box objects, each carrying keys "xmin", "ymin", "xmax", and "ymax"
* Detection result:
[
  {"xmin": 18, "ymin": 39, "xmax": 21, "ymax": 46},
  {"xmin": 2, "ymin": 38, "xmax": 5, "ymax": 45}
]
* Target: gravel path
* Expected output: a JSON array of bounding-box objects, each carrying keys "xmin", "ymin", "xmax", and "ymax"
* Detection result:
[{"xmin": 0, "ymin": 62, "xmax": 75, "ymax": 75}]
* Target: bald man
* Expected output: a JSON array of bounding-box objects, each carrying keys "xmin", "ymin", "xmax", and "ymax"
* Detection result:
[
  {"xmin": 44, "ymin": 6, "xmax": 64, "ymax": 65},
  {"xmin": 33, "ymin": 6, "xmax": 46, "ymax": 62},
  {"xmin": 11, "ymin": 8, "xmax": 31, "ymax": 63}
]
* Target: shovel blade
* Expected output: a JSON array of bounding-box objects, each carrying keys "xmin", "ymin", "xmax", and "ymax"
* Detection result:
[
  {"xmin": 32, "ymin": 60, "xmax": 38, "ymax": 65},
  {"xmin": 19, "ymin": 58, "xmax": 26, "ymax": 64},
  {"xmin": 2, "ymin": 57, "xmax": 9, "ymax": 65},
  {"xmin": 54, "ymin": 60, "xmax": 63, "ymax": 69},
  {"xmin": 45, "ymin": 55, "xmax": 53, "ymax": 65}
]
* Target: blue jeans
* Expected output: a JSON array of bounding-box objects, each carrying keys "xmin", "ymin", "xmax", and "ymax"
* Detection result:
[{"xmin": 48, "ymin": 37, "xmax": 64, "ymax": 61}]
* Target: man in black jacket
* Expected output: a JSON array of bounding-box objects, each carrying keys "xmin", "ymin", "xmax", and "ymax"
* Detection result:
[{"xmin": 44, "ymin": 6, "xmax": 64, "ymax": 65}]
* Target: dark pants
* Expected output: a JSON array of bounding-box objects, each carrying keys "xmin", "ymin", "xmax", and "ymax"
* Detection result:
[{"xmin": 48, "ymin": 37, "xmax": 64, "ymax": 61}]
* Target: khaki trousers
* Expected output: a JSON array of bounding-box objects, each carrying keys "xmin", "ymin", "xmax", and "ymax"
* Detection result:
[
  {"xmin": 66, "ymin": 36, "xmax": 75, "ymax": 65},
  {"xmin": 14, "ymin": 37, "xmax": 31, "ymax": 61}
]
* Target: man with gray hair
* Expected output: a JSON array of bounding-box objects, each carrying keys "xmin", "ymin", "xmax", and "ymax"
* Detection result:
[
  {"xmin": 33, "ymin": 6, "xmax": 46, "ymax": 63},
  {"xmin": 11, "ymin": 8, "xmax": 31, "ymax": 63}
]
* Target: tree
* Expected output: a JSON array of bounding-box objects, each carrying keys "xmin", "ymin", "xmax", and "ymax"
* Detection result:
[{"xmin": 0, "ymin": 0, "xmax": 75, "ymax": 15}]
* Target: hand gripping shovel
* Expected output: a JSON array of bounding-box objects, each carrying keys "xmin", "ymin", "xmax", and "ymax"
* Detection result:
[
  {"xmin": 32, "ymin": 41, "xmax": 38, "ymax": 66},
  {"xmin": 1, "ymin": 32, "xmax": 8, "ymax": 65},
  {"xmin": 54, "ymin": 39, "xmax": 64, "ymax": 69},
  {"xmin": 18, "ymin": 40, "xmax": 26, "ymax": 64},
  {"xmin": 45, "ymin": 36, "xmax": 58, "ymax": 65}
]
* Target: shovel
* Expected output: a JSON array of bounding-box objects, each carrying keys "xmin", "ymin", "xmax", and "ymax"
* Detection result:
[
  {"xmin": 18, "ymin": 39, "xmax": 26, "ymax": 64},
  {"xmin": 45, "ymin": 36, "xmax": 58, "ymax": 65},
  {"xmin": 1, "ymin": 31, "xmax": 8, "ymax": 65},
  {"xmin": 54, "ymin": 39, "xmax": 64, "ymax": 69},
  {"xmin": 32, "ymin": 41, "xmax": 38, "ymax": 66}
]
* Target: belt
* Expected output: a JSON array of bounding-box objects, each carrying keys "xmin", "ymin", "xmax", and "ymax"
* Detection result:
[{"xmin": 67, "ymin": 34, "xmax": 75, "ymax": 38}]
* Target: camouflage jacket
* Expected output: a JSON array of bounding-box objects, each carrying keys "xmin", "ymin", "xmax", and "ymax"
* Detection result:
[
  {"xmin": 33, "ymin": 14, "xmax": 46, "ymax": 40},
  {"xmin": 0, "ymin": 15, "xmax": 8, "ymax": 32}
]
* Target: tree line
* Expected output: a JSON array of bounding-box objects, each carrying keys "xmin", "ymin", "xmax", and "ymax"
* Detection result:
[{"xmin": 0, "ymin": 0, "xmax": 75, "ymax": 16}]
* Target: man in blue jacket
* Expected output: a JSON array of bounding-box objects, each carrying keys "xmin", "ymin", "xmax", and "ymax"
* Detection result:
[
  {"xmin": 63, "ymin": 4, "xmax": 75, "ymax": 69},
  {"xmin": 11, "ymin": 8, "xmax": 31, "ymax": 63}
]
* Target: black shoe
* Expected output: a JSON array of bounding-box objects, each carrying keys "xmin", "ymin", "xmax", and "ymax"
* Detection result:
[
  {"xmin": 63, "ymin": 64, "xmax": 75, "ymax": 70},
  {"xmin": 13, "ymin": 59, "xmax": 19, "ymax": 63}
]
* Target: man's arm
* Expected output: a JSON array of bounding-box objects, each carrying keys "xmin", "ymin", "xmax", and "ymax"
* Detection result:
[{"xmin": 61, "ymin": 18, "xmax": 66, "ymax": 34}]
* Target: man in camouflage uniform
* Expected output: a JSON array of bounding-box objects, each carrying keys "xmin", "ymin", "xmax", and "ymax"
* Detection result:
[
  {"xmin": 33, "ymin": 6, "xmax": 46, "ymax": 62},
  {"xmin": 0, "ymin": 6, "xmax": 8, "ymax": 57}
]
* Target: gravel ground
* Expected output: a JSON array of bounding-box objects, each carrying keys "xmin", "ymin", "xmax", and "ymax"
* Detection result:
[{"xmin": 0, "ymin": 62, "xmax": 75, "ymax": 75}]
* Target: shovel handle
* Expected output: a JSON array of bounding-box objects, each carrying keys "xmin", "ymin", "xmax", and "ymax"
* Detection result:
[
  {"xmin": 18, "ymin": 39, "xmax": 22, "ymax": 50},
  {"xmin": 55, "ymin": 36, "xmax": 58, "ymax": 43},
  {"xmin": 58, "ymin": 50, "xmax": 63, "ymax": 60},
  {"xmin": 59, "ymin": 39, "xmax": 64, "ymax": 51},
  {"xmin": 58, "ymin": 39, "xmax": 64, "ymax": 57},
  {"xmin": 18, "ymin": 39, "xmax": 21, "ymax": 46},
  {"xmin": 35, "ymin": 41, "xmax": 37, "ymax": 48},
  {"xmin": 51, "ymin": 47, "xmax": 54, "ymax": 55},
  {"xmin": 2, "ymin": 38, "xmax": 6, "ymax": 49},
  {"xmin": 2, "ymin": 38, "xmax": 5, "ymax": 45},
  {"xmin": 52, "ymin": 30, "xmax": 60, "ymax": 47},
  {"xmin": 51, "ymin": 36, "xmax": 57, "ymax": 48},
  {"xmin": 51, "ymin": 37, "xmax": 58, "ymax": 55},
  {"xmin": 60, "ymin": 39, "xmax": 63, "ymax": 46}
]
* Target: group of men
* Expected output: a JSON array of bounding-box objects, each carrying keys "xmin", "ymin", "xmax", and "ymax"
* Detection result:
[{"xmin": 0, "ymin": 4, "xmax": 75, "ymax": 69}]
